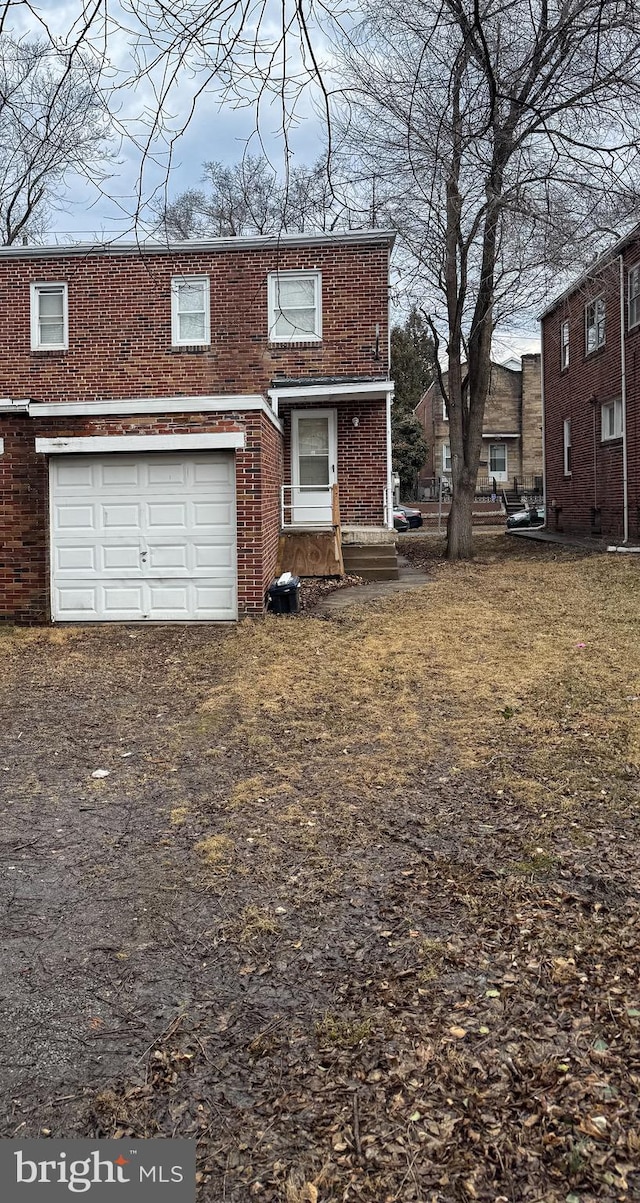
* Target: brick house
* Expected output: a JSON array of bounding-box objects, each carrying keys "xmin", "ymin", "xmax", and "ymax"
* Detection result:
[
  {"xmin": 541, "ymin": 224, "xmax": 640, "ymax": 542},
  {"xmin": 415, "ymin": 355, "xmax": 543, "ymax": 496},
  {"xmin": 0, "ymin": 230, "xmax": 395, "ymax": 623}
]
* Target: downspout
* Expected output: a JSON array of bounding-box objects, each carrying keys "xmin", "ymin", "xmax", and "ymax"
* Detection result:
[
  {"xmin": 620, "ymin": 254, "xmax": 629, "ymax": 543},
  {"xmin": 386, "ymin": 388, "xmax": 394, "ymax": 529},
  {"xmin": 539, "ymin": 319, "xmax": 547, "ymax": 527}
]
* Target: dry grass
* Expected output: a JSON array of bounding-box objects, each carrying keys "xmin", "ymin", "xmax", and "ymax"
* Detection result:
[{"xmin": 191, "ymin": 537, "xmax": 640, "ymax": 860}]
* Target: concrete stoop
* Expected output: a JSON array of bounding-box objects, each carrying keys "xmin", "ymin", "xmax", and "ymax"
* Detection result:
[{"xmin": 341, "ymin": 541, "xmax": 399, "ymax": 581}]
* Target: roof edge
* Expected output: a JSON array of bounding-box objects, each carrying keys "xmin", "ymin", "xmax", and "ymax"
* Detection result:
[
  {"xmin": 0, "ymin": 228, "xmax": 397, "ymax": 261},
  {"xmin": 539, "ymin": 220, "xmax": 640, "ymax": 320}
]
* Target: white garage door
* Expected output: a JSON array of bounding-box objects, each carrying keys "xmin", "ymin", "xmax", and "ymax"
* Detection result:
[{"xmin": 50, "ymin": 452, "xmax": 237, "ymax": 621}]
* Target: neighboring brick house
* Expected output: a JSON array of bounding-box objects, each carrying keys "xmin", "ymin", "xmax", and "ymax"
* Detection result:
[
  {"xmin": 541, "ymin": 224, "xmax": 640, "ymax": 541},
  {"xmin": 415, "ymin": 355, "xmax": 543, "ymax": 496},
  {"xmin": 0, "ymin": 230, "xmax": 395, "ymax": 623}
]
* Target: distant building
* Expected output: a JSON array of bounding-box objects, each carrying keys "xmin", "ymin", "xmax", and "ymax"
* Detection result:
[{"xmin": 414, "ymin": 355, "xmax": 543, "ymax": 497}]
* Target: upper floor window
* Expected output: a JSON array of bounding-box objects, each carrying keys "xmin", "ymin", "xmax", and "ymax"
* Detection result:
[
  {"xmin": 560, "ymin": 320, "xmax": 569, "ymax": 369},
  {"xmin": 442, "ymin": 396, "xmax": 448, "ymax": 421},
  {"xmin": 601, "ymin": 398, "xmax": 623, "ymax": 441},
  {"xmin": 585, "ymin": 297, "xmax": 605, "ymax": 355},
  {"xmin": 30, "ymin": 282, "xmax": 68, "ymax": 351},
  {"xmin": 442, "ymin": 443, "xmax": 452, "ymax": 473},
  {"xmin": 171, "ymin": 275, "xmax": 210, "ymax": 346},
  {"xmin": 268, "ymin": 271, "xmax": 322, "ymax": 342},
  {"xmin": 563, "ymin": 418, "xmax": 572, "ymax": 475},
  {"xmin": 629, "ymin": 264, "xmax": 640, "ymax": 329}
]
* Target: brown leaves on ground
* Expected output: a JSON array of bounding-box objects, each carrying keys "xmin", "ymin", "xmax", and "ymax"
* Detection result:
[{"xmin": 1, "ymin": 533, "xmax": 639, "ymax": 1202}]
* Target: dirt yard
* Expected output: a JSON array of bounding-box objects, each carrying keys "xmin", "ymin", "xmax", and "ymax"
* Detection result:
[{"xmin": 0, "ymin": 534, "xmax": 639, "ymax": 1202}]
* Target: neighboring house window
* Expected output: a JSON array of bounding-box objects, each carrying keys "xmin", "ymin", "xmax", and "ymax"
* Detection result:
[
  {"xmin": 560, "ymin": 320, "xmax": 569, "ymax": 369},
  {"xmin": 601, "ymin": 398, "xmax": 623, "ymax": 441},
  {"xmin": 442, "ymin": 396, "xmax": 448, "ymax": 420},
  {"xmin": 442, "ymin": 443, "xmax": 452, "ymax": 473},
  {"xmin": 563, "ymin": 418, "xmax": 572, "ymax": 475},
  {"xmin": 268, "ymin": 271, "xmax": 321, "ymax": 342},
  {"xmin": 489, "ymin": 443, "xmax": 507, "ymax": 478},
  {"xmin": 30, "ymin": 282, "xmax": 68, "ymax": 350},
  {"xmin": 171, "ymin": 276, "xmax": 210, "ymax": 345},
  {"xmin": 629, "ymin": 264, "xmax": 640, "ymax": 329},
  {"xmin": 585, "ymin": 297, "xmax": 605, "ymax": 354}
]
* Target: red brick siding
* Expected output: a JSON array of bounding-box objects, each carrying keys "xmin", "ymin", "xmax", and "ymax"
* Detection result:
[
  {"xmin": 0, "ymin": 242, "xmax": 390, "ymax": 401},
  {"xmin": 280, "ymin": 398, "xmax": 387, "ymax": 525},
  {"xmin": 542, "ymin": 250, "xmax": 640, "ymax": 540},
  {"xmin": 259, "ymin": 413, "xmax": 284, "ymax": 597},
  {"xmin": 0, "ymin": 410, "xmax": 280, "ymax": 621}
]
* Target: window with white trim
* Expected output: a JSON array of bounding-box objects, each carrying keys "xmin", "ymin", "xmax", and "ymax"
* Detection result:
[
  {"xmin": 629, "ymin": 265, "xmax": 640, "ymax": 329},
  {"xmin": 489, "ymin": 443, "xmax": 507, "ymax": 476},
  {"xmin": 442, "ymin": 443, "xmax": 452, "ymax": 473},
  {"xmin": 601, "ymin": 398, "xmax": 623, "ymax": 441},
  {"xmin": 171, "ymin": 276, "xmax": 210, "ymax": 346},
  {"xmin": 30, "ymin": 282, "xmax": 68, "ymax": 350},
  {"xmin": 442, "ymin": 396, "xmax": 448, "ymax": 420},
  {"xmin": 268, "ymin": 271, "xmax": 321, "ymax": 342},
  {"xmin": 585, "ymin": 297, "xmax": 605, "ymax": 354},
  {"xmin": 560, "ymin": 320, "xmax": 569, "ymax": 369},
  {"xmin": 563, "ymin": 418, "xmax": 572, "ymax": 475}
]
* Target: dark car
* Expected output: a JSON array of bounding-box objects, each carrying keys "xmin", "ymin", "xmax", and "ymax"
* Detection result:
[
  {"xmin": 393, "ymin": 509, "xmax": 410, "ymax": 532},
  {"xmin": 395, "ymin": 503, "xmax": 424, "ymax": 529},
  {"xmin": 506, "ymin": 505, "xmax": 545, "ymax": 529}
]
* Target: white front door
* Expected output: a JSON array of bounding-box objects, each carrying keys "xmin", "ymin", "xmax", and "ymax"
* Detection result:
[
  {"xmin": 488, "ymin": 442, "xmax": 508, "ymax": 483},
  {"xmin": 291, "ymin": 409, "xmax": 337, "ymax": 525},
  {"xmin": 50, "ymin": 452, "xmax": 237, "ymax": 621}
]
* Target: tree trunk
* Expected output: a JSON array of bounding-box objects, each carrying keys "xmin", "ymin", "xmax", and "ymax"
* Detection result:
[{"xmin": 446, "ymin": 474, "xmax": 475, "ymax": 559}]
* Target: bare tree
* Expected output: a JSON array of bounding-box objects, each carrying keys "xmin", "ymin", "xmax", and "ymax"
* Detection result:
[
  {"xmin": 154, "ymin": 154, "xmax": 361, "ymax": 238},
  {"xmin": 0, "ymin": 36, "xmax": 112, "ymax": 244},
  {"xmin": 334, "ymin": 0, "xmax": 640, "ymax": 557}
]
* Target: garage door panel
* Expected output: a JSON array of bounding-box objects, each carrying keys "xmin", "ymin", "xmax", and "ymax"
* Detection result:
[
  {"xmin": 55, "ymin": 545, "xmax": 97, "ymax": 572},
  {"xmin": 51, "ymin": 452, "xmax": 237, "ymax": 621},
  {"xmin": 54, "ymin": 503, "xmax": 96, "ymax": 531},
  {"xmin": 147, "ymin": 502, "xmax": 188, "ymax": 529},
  {"xmin": 56, "ymin": 587, "xmax": 98, "ymax": 617},
  {"xmin": 100, "ymin": 462, "xmax": 142, "ymax": 488}
]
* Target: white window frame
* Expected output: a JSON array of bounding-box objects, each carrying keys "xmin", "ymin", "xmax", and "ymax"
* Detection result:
[
  {"xmin": 560, "ymin": 320, "xmax": 569, "ymax": 370},
  {"xmin": 488, "ymin": 442, "xmax": 508, "ymax": 481},
  {"xmin": 442, "ymin": 396, "xmax": 448, "ymax": 421},
  {"xmin": 585, "ymin": 296, "xmax": 605, "ymax": 355},
  {"xmin": 563, "ymin": 418, "xmax": 572, "ymax": 476},
  {"xmin": 268, "ymin": 270, "xmax": 322, "ymax": 343},
  {"xmin": 170, "ymin": 275, "xmax": 210, "ymax": 347},
  {"xmin": 442, "ymin": 443, "xmax": 452, "ymax": 473},
  {"xmin": 629, "ymin": 264, "xmax": 640, "ymax": 330},
  {"xmin": 601, "ymin": 398, "xmax": 623, "ymax": 442},
  {"xmin": 30, "ymin": 282, "xmax": 68, "ymax": 351}
]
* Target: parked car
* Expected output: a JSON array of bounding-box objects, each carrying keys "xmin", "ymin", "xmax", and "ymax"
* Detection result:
[
  {"xmin": 506, "ymin": 505, "xmax": 545, "ymax": 529},
  {"xmin": 393, "ymin": 509, "xmax": 410, "ymax": 532},
  {"xmin": 395, "ymin": 503, "xmax": 424, "ymax": 529}
]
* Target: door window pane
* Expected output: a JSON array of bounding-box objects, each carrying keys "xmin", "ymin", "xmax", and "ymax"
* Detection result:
[
  {"xmin": 298, "ymin": 417, "xmax": 329, "ymax": 455},
  {"xmin": 299, "ymin": 456, "xmax": 330, "ymax": 487}
]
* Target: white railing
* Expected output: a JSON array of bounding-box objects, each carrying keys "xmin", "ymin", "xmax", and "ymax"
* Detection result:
[{"xmin": 281, "ymin": 484, "xmax": 333, "ymax": 528}]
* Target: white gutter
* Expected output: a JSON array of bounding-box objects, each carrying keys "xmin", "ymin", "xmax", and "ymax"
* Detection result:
[{"xmin": 620, "ymin": 254, "xmax": 629, "ymax": 544}]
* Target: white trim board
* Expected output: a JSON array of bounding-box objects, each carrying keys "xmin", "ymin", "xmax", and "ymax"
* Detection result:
[
  {"xmin": 28, "ymin": 394, "xmax": 282, "ymax": 432},
  {"xmin": 35, "ymin": 432, "xmax": 246, "ymax": 455},
  {"xmin": 0, "ymin": 437, "xmax": 4, "ymax": 454},
  {"xmin": 269, "ymin": 381, "xmax": 394, "ymax": 404}
]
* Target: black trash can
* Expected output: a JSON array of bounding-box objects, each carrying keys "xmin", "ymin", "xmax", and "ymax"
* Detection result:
[{"xmin": 267, "ymin": 576, "xmax": 301, "ymax": 615}]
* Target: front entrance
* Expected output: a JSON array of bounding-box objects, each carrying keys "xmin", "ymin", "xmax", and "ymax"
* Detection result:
[{"xmin": 290, "ymin": 409, "xmax": 337, "ymax": 525}]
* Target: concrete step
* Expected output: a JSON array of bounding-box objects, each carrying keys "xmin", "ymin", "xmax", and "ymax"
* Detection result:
[
  {"xmin": 342, "ymin": 542, "xmax": 399, "ymax": 581},
  {"xmin": 351, "ymin": 566, "xmax": 400, "ymax": 582}
]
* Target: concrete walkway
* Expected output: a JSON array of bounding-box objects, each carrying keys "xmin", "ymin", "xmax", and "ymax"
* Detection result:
[
  {"xmin": 507, "ymin": 527, "xmax": 612, "ymax": 551},
  {"xmin": 315, "ymin": 556, "xmax": 431, "ymax": 614}
]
